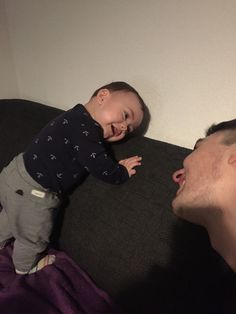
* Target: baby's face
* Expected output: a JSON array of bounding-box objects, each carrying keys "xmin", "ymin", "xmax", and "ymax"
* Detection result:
[{"xmin": 94, "ymin": 90, "xmax": 144, "ymax": 142}]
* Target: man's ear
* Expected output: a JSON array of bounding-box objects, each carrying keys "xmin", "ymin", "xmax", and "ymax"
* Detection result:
[{"xmin": 97, "ymin": 89, "xmax": 110, "ymax": 104}]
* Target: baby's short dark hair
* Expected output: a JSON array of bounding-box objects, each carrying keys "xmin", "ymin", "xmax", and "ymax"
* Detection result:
[{"xmin": 91, "ymin": 81, "xmax": 146, "ymax": 111}]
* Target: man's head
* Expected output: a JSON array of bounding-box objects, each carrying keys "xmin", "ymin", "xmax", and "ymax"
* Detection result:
[
  {"xmin": 172, "ymin": 119, "xmax": 236, "ymax": 271},
  {"xmin": 172, "ymin": 119, "xmax": 236, "ymax": 225},
  {"xmin": 85, "ymin": 81, "xmax": 146, "ymax": 142}
]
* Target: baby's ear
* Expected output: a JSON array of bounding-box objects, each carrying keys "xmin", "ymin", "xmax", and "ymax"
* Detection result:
[{"xmin": 97, "ymin": 89, "xmax": 110, "ymax": 104}]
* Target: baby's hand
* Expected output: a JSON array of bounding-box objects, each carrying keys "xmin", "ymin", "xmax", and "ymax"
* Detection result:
[{"xmin": 119, "ymin": 156, "xmax": 142, "ymax": 177}]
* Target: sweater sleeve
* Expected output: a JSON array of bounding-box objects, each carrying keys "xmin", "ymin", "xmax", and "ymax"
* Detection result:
[{"xmin": 70, "ymin": 113, "xmax": 129, "ymax": 184}]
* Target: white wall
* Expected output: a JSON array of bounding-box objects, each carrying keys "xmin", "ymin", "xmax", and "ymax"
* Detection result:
[
  {"xmin": 0, "ymin": 0, "xmax": 18, "ymax": 98},
  {"xmin": 4, "ymin": 0, "xmax": 236, "ymax": 148}
]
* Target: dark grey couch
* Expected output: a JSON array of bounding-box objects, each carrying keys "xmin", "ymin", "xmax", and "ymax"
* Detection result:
[{"xmin": 0, "ymin": 99, "xmax": 235, "ymax": 314}]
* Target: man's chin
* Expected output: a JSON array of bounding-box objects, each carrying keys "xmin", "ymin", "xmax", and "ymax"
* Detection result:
[
  {"xmin": 172, "ymin": 206, "xmax": 183, "ymax": 218},
  {"xmin": 172, "ymin": 194, "xmax": 190, "ymax": 216},
  {"xmin": 172, "ymin": 202, "xmax": 209, "ymax": 226},
  {"xmin": 172, "ymin": 198, "xmax": 190, "ymax": 218},
  {"xmin": 171, "ymin": 198, "xmax": 181, "ymax": 213}
]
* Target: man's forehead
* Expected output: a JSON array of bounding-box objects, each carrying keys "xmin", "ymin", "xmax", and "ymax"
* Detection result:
[
  {"xmin": 193, "ymin": 132, "xmax": 225, "ymax": 150},
  {"xmin": 193, "ymin": 138, "xmax": 204, "ymax": 149}
]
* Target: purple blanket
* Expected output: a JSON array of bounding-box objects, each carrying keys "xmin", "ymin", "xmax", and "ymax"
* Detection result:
[{"xmin": 0, "ymin": 244, "xmax": 119, "ymax": 314}]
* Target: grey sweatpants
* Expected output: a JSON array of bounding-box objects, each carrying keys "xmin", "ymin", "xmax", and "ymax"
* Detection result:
[{"xmin": 0, "ymin": 153, "xmax": 61, "ymax": 272}]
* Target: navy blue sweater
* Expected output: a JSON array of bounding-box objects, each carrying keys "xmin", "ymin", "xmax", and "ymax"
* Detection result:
[{"xmin": 23, "ymin": 104, "xmax": 129, "ymax": 193}]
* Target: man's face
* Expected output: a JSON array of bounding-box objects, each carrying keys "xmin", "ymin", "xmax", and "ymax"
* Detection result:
[
  {"xmin": 93, "ymin": 89, "xmax": 144, "ymax": 142},
  {"xmin": 172, "ymin": 132, "xmax": 229, "ymax": 222}
]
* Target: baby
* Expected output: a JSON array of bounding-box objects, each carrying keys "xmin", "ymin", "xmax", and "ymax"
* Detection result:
[{"xmin": 0, "ymin": 81, "xmax": 146, "ymax": 274}]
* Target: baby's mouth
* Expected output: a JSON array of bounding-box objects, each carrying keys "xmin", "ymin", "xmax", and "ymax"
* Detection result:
[{"xmin": 111, "ymin": 125, "xmax": 122, "ymax": 137}]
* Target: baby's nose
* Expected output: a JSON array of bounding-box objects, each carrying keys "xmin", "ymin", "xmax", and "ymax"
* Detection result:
[
  {"xmin": 121, "ymin": 122, "xmax": 128, "ymax": 131},
  {"xmin": 172, "ymin": 168, "xmax": 185, "ymax": 183}
]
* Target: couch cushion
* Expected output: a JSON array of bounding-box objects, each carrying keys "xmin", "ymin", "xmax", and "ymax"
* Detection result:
[
  {"xmin": 1, "ymin": 99, "xmax": 235, "ymax": 313},
  {"xmin": 59, "ymin": 135, "xmax": 236, "ymax": 312}
]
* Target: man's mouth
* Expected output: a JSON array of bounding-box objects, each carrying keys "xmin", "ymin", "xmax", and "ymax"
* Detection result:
[{"xmin": 176, "ymin": 179, "xmax": 186, "ymax": 196}]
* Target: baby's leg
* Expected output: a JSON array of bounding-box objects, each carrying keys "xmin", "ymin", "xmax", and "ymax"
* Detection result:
[
  {"xmin": 16, "ymin": 254, "xmax": 56, "ymax": 274},
  {"xmin": 13, "ymin": 239, "xmax": 55, "ymax": 274},
  {"xmin": 1, "ymin": 153, "xmax": 60, "ymax": 274},
  {"xmin": 28, "ymin": 254, "xmax": 56, "ymax": 274},
  {"xmin": 0, "ymin": 205, "xmax": 13, "ymax": 249},
  {"xmin": 10, "ymin": 193, "xmax": 60, "ymax": 274},
  {"xmin": 11, "ymin": 198, "xmax": 58, "ymax": 274}
]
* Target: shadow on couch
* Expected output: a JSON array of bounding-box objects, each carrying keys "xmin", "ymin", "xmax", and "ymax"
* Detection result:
[{"xmin": 117, "ymin": 220, "xmax": 236, "ymax": 314}]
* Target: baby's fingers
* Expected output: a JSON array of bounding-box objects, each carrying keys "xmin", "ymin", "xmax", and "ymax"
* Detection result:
[
  {"xmin": 119, "ymin": 156, "xmax": 142, "ymax": 177},
  {"xmin": 124, "ymin": 156, "xmax": 142, "ymax": 164},
  {"xmin": 128, "ymin": 159, "xmax": 142, "ymax": 168}
]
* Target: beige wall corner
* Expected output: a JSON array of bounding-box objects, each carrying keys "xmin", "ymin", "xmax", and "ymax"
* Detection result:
[{"xmin": 0, "ymin": 0, "xmax": 19, "ymax": 98}]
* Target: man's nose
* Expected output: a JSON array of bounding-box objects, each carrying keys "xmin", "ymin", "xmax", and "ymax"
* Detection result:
[{"xmin": 172, "ymin": 168, "xmax": 185, "ymax": 183}]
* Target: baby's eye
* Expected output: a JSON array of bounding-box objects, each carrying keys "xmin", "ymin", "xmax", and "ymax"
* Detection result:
[{"xmin": 123, "ymin": 111, "xmax": 129, "ymax": 120}]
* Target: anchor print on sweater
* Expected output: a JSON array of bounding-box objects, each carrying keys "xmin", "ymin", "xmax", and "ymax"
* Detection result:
[{"xmin": 22, "ymin": 104, "xmax": 128, "ymax": 192}]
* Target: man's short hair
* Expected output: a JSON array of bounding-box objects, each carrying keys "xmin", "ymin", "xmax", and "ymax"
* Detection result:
[{"xmin": 206, "ymin": 119, "xmax": 236, "ymax": 145}]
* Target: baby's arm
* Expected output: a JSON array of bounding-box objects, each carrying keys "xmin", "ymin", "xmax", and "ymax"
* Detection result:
[{"xmin": 118, "ymin": 156, "xmax": 142, "ymax": 177}]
